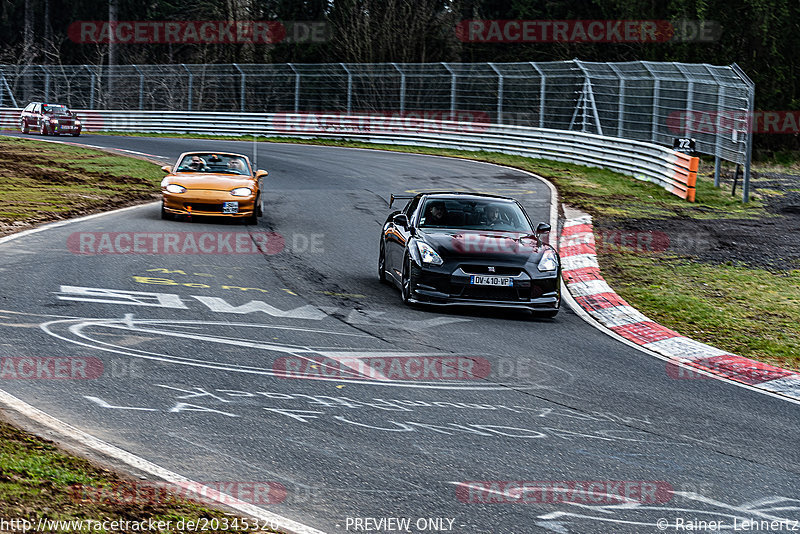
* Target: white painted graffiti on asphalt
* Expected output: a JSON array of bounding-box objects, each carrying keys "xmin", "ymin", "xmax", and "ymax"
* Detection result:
[{"xmin": 83, "ymin": 386, "xmax": 662, "ymax": 443}]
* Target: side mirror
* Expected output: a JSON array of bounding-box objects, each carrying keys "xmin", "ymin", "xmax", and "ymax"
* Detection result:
[
  {"xmin": 535, "ymin": 222, "xmax": 551, "ymax": 236},
  {"xmin": 392, "ymin": 213, "xmax": 409, "ymax": 229},
  {"xmin": 161, "ymin": 165, "xmax": 172, "ymax": 173},
  {"xmin": 255, "ymin": 170, "xmax": 269, "ymax": 179}
]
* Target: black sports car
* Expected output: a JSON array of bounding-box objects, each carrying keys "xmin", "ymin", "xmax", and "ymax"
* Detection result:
[{"xmin": 378, "ymin": 192, "xmax": 560, "ymax": 317}]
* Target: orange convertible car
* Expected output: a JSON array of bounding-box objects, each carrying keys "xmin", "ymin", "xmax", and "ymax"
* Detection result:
[{"xmin": 160, "ymin": 151, "xmax": 268, "ymax": 224}]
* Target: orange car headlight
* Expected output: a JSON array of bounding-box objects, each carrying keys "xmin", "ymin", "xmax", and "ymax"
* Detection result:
[
  {"xmin": 165, "ymin": 184, "xmax": 186, "ymax": 194},
  {"xmin": 230, "ymin": 187, "xmax": 253, "ymax": 197}
]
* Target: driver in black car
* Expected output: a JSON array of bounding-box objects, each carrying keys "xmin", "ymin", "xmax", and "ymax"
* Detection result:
[
  {"xmin": 483, "ymin": 204, "xmax": 503, "ymax": 227},
  {"xmin": 425, "ymin": 202, "xmax": 448, "ymax": 225}
]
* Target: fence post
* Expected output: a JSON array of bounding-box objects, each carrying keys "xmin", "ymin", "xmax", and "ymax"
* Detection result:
[
  {"xmin": 84, "ymin": 65, "xmax": 96, "ymax": 109},
  {"xmin": 288, "ymin": 63, "xmax": 300, "ymax": 113},
  {"xmin": 641, "ymin": 62, "xmax": 660, "ymax": 143},
  {"xmin": 530, "ymin": 62, "xmax": 545, "ymax": 128},
  {"xmin": 233, "ymin": 63, "xmax": 245, "ymax": 112},
  {"xmin": 132, "ymin": 64, "xmax": 144, "ymax": 110},
  {"xmin": 391, "ymin": 63, "xmax": 405, "ymax": 114},
  {"xmin": 442, "ymin": 62, "xmax": 456, "ymax": 116},
  {"xmin": 742, "ymin": 86, "xmax": 754, "ymax": 202},
  {"xmin": 41, "ymin": 65, "xmax": 50, "ymax": 102},
  {"xmin": 488, "ymin": 62, "xmax": 503, "ymax": 124},
  {"xmin": 181, "ymin": 64, "xmax": 192, "ymax": 111},
  {"xmin": 341, "ymin": 63, "xmax": 352, "ymax": 113},
  {"xmin": 713, "ymin": 86, "xmax": 725, "ymax": 187},
  {"xmin": 608, "ymin": 63, "xmax": 625, "ymax": 138},
  {"xmin": 1, "ymin": 71, "xmax": 18, "ymax": 107}
]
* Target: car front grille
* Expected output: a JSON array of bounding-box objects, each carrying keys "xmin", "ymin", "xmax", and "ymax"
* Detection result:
[
  {"xmin": 458, "ymin": 286, "xmax": 526, "ymax": 301},
  {"xmin": 183, "ymin": 203, "xmax": 223, "ymax": 212},
  {"xmin": 460, "ymin": 265, "xmax": 524, "ymax": 276}
]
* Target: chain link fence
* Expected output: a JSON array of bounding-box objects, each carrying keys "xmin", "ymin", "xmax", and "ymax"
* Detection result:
[{"xmin": 0, "ymin": 60, "xmax": 755, "ymax": 198}]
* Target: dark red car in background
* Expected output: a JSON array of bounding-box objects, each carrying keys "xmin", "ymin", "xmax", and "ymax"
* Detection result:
[{"xmin": 19, "ymin": 102, "xmax": 82, "ymax": 136}]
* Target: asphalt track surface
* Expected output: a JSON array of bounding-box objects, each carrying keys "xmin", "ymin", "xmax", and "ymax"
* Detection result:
[{"xmin": 0, "ymin": 133, "xmax": 799, "ymax": 533}]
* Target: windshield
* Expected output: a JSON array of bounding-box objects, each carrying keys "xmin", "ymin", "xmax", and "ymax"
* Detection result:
[
  {"xmin": 42, "ymin": 105, "xmax": 69, "ymax": 114},
  {"xmin": 176, "ymin": 154, "xmax": 250, "ymax": 175},
  {"xmin": 418, "ymin": 198, "xmax": 532, "ymax": 233}
]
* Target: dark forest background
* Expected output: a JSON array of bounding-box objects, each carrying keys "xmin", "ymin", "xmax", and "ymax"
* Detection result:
[{"xmin": 2, "ymin": 0, "xmax": 799, "ymax": 150}]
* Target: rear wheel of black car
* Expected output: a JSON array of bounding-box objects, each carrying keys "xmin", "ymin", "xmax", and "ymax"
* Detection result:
[
  {"xmin": 378, "ymin": 240, "xmax": 387, "ymax": 283},
  {"xmin": 20, "ymin": 120, "xmax": 29, "ymax": 134}
]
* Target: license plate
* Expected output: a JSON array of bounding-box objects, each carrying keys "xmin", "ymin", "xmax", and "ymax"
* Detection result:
[
  {"xmin": 222, "ymin": 201, "xmax": 239, "ymax": 214},
  {"xmin": 470, "ymin": 275, "xmax": 513, "ymax": 287}
]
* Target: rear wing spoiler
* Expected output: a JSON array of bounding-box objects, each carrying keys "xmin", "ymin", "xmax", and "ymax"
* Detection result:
[{"xmin": 389, "ymin": 194, "xmax": 415, "ymax": 209}]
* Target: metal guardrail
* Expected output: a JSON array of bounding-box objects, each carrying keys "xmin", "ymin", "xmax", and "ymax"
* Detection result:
[{"xmin": 0, "ymin": 108, "xmax": 699, "ymax": 201}]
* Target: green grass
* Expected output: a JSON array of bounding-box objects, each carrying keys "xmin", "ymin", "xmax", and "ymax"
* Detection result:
[
  {"xmin": 599, "ymin": 252, "xmax": 800, "ymax": 370},
  {"xmin": 0, "ymin": 136, "xmax": 163, "ymax": 230},
  {"xmin": 0, "ymin": 420, "xmax": 275, "ymax": 533}
]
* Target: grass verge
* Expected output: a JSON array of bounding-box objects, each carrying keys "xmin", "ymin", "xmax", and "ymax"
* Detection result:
[
  {"xmin": 0, "ymin": 136, "xmax": 163, "ymax": 236},
  {"xmin": 0, "ymin": 419, "xmax": 276, "ymax": 533},
  {"xmin": 598, "ymin": 251, "xmax": 800, "ymax": 370}
]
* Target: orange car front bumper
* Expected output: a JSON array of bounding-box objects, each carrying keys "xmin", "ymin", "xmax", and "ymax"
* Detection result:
[{"xmin": 162, "ymin": 189, "xmax": 256, "ymax": 218}]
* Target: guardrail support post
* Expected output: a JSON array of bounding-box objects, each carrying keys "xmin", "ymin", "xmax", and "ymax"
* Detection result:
[
  {"xmin": 233, "ymin": 63, "xmax": 245, "ymax": 112},
  {"xmin": 714, "ymin": 156, "xmax": 722, "ymax": 187}
]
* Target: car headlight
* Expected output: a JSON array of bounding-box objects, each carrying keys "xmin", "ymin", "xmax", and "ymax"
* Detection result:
[
  {"xmin": 75, "ymin": 120, "xmax": 81, "ymax": 126},
  {"xmin": 165, "ymin": 184, "xmax": 186, "ymax": 194},
  {"xmin": 537, "ymin": 248, "xmax": 558, "ymax": 272},
  {"xmin": 417, "ymin": 242, "xmax": 443, "ymax": 266},
  {"xmin": 230, "ymin": 187, "xmax": 253, "ymax": 197},
  {"xmin": 49, "ymin": 119, "xmax": 57, "ymax": 124}
]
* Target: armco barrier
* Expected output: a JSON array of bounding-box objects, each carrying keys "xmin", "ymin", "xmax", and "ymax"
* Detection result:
[{"xmin": 1, "ymin": 109, "xmax": 700, "ymax": 201}]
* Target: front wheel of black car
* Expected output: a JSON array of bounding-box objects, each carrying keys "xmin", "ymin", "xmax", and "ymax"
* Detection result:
[
  {"xmin": 20, "ymin": 120, "xmax": 28, "ymax": 134},
  {"xmin": 534, "ymin": 309, "xmax": 559, "ymax": 319},
  {"xmin": 401, "ymin": 253, "xmax": 414, "ymax": 304},
  {"xmin": 40, "ymin": 122, "xmax": 48, "ymax": 135},
  {"xmin": 378, "ymin": 240, "xmax": 387, "ymax": 283}
]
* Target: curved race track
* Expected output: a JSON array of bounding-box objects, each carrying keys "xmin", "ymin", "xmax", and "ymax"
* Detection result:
[{"xmin": 0, "ymin": 134, "xmax": 798, "ymax": 533}]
